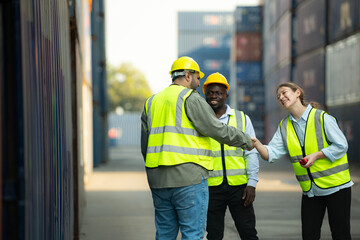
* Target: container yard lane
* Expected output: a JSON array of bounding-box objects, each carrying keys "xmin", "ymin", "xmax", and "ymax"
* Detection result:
[{"xmin": 80, "ymin": 146, "xmax": 360, "ymax": 240}]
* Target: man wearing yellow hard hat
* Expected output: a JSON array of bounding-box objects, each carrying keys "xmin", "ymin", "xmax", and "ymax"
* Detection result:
[
  {"xmin": 141, "ymin": 56, "xmax": 253, "ymax": 239},
  {"xmin": 203, "ymin": 72, "xmax": 259, "ymax": 240}
]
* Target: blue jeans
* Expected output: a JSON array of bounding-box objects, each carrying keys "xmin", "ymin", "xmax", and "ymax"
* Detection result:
[{"xmin": 151, "ymin": 178, "xmax": 209, "ymax": 240}]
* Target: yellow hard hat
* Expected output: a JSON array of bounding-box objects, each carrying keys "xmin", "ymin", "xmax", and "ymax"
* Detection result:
[
  {"xmin": 170, "ymin": 56, "xmax": 204, "ymax": 79},
  {"xmin": 202, "ymin": 72, "xmax": 230, "ymax": 94}
]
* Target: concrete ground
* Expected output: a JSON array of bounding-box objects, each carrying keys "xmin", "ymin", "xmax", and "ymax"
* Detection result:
[{"xmin": 80, "ymin": 146, "xmax": 360, "ymax": 240}]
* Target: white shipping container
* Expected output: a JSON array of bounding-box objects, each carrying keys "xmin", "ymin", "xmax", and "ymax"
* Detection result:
[{"xmin": 326, "ymin": 33, "xmax": 360, "ymax": 106}]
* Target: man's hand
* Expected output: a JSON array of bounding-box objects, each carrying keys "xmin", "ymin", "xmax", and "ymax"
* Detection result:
[{"xmin": 242, "ymin": 186, "xmax": 256, "ymax": 207}]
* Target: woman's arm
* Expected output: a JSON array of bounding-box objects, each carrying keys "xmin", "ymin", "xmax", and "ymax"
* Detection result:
[{"xmin": 251, "ymin": 137, "xmax": 269, "ymax": 160}]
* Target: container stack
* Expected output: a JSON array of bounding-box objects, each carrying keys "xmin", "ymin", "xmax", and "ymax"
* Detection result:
[
  {"xmin": 294, "ymin": 0, "xmax": 327, "ymax": 107},
  {"xmin": 232, "ymin": 6, "xmax": 264, "ymax": 141},
  {"xmin": 178, "ymin": 12, "xmax": 234, "ymax": 97},
  {"xmin": 262, "ymin": 0, "xmax": 294, "ymax": 141},
  {"xmin": 325, "ymin": 0, "xmax": 360, "ymax": 162}
]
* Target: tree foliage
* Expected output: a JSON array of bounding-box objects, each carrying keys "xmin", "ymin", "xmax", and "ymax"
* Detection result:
[{"xmin": 107, "ymin": 63, "xmax": 153, "ymax": 112}]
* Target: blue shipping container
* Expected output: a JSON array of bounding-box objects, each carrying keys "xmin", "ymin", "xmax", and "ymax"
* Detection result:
[
  {"xmin": 237, "ymin": 84, "xmax": 265, "ymax": 115},
  {"xmin": 236, "ymin": 62, "xmax": 262, "ymax": 84},
  {"xmin": 234, "ymin": 6, "xmax": 262, "ymax": 32},
  {"xmin": 295, "ymin": 0, "xmax": 327, "ymax": 55}
]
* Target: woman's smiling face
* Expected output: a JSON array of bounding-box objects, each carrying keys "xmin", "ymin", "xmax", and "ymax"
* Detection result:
[{"xmin": 277, "ymin": 86, "xmax": 300, "ymax": 109}]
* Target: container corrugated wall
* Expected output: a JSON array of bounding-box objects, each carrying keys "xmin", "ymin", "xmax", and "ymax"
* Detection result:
[
  {"xmin": 20, "ymin": 0, "xmax": 74, "ymax": 239},
  {"xmin": 91, "ymin": 0, "xmax": 108, "ymax": 167},
  {"xmin": 295, "ymin": 0, "xmax": 327, "ymax": 56},
  {"xmin": 108, "ymin": 113, "xmax": 141, "ymax": 147},
  {"xmin": 328, "ymin": 0, "xmax": 360, "ymax": 44},
  {"xmin": 326, "ymin": 33, "xmax": 360, "ymax": 106},
  {"xmin": 294, "ymin": 48, "xmax": 326, "ymax": 106}
]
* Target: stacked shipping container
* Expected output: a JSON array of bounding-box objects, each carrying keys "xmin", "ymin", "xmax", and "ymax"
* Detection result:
[
  {"xmin": 232, "ymin": 6, "xmax": 265, "ymax": 142},
  {"xmin": 178, "ymin": 12, "xmax": 233, "ymax": 97},
  {"xmin": 262, "ymin": 0, "xmax": 293, "ymax": 142}
]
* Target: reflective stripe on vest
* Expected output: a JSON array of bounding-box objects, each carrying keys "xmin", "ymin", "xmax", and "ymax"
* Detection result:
[
  {"xmin": 145, "ymin": 85, "xmax": 213, "ymax": 170},
  {"xmin": 208, "ymin": 110, "xmax": 247, "ymax": 186},
  {"xmin": 280, "ymin": 108, "xmax": 351, "ymax": 192}
]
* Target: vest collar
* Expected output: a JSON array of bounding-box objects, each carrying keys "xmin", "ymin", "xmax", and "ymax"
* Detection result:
[
  {"xmin": 218, "ymin": 105, "xmax": 233, "ymax": 122},
  {"xmin": 289, "ymin": 104, "xmax": 312, "ymax": 123}
]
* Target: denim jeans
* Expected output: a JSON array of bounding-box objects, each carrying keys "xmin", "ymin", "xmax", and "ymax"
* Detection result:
[{"xmin": 150, "ymin": 177, "xmax": 209, "ymax": 240}]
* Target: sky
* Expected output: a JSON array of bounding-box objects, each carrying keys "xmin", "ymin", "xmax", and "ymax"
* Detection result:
[{"xmin": 105, "ymin": 0, "xmax": 260, "ymax": 94}]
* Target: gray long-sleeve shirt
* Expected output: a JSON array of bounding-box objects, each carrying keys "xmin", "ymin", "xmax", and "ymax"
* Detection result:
[{"xmin": 141, "ymin": 87, "xmax": 252, "ymax": 188}]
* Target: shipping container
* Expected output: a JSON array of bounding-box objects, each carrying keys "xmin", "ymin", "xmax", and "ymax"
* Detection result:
[
  {"xmin": 295, "ymin": 0, "xmax": 327, "ymax": 55},
  {"xmin": 108, "ymin": 113, "xmax": 142, "ymax": 146},
  {"xmin": 265, "ymin": 63, "xmax": 292, "ymax": 112},
  {"xmin": 91, "ymin": 0, "xmax": 108, "ymax": 167},
  {"xmin": 178, "ymin": 12, "xmax": 234, "ymax": 31},
  {"xmin": 19, "ymin": 0, "xmax": 75, "ymax": 239},
  {"xmin": 276, "ymin": 0, "xmax": 293, "ymax": 21},
  {"xmin": 328, "ymin": 103, "xmax": 360, "ymax": 163},
  {"xmin": 263, "ymin": 0, "xmax": 277, "ymax": 33},
  {"xmin": 265, "ymin": 108, "xmax": 288, "ymax": 142},
  {"xmin": 237, "ymin": 84, "xmax": 265, "ymax": 115},
  {"xmin": 178, "ymin": 32, "xmax": 231, "ymax": 57},
  {"xmin": 234, "ymin": 32, "xmax": 262, "ymax": 61},
  {"xmin": 263, "ymin": 28, "xmax": 277, "ymax": 76},
  {"xmin": 294, "ymin": 48, "xmax": 326, "ymax": 106},
  {"xmin": 234, "ymin": 6, "xmax": 262, "ymax": 33},
  {"xmin": 277, "ymin": 12, "xmax": 293, "ymax": 65},
  {"xmin": 250, "ymin": 115, "xmax": 266, "ymax": 142},
  {"xmin": 326, "ymin": 33, "xmax": 360, "ymax": 107},
  {"xmin": 328, "ymin": 0, "xmax": 359, "ymax": 43},
  {"xmin": 236, "ymin": 62, "xmax": 262, "ymax": 84}
]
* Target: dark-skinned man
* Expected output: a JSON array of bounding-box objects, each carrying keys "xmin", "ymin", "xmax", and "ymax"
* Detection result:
[{"xmin": 203, "ymin": 72, "xmax": 259, "ymax": 240}]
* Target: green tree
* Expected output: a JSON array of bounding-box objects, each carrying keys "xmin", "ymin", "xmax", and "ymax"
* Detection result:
[{"xmin": 107, "ymin": 63, "xmax": 153, "ymax": 112}]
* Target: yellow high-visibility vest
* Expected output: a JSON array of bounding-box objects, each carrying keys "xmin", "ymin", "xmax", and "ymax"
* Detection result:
[
  {"xmin": 145, "ymin": 85, "xmax": 213, "ymax": 170},
  {"xmin": 208, "ymin": 110, "xmax": 247, "ymax": 186},
  {"xmin": 280, "ymin": 108, "xmax": 351, "ymax": 192}
]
